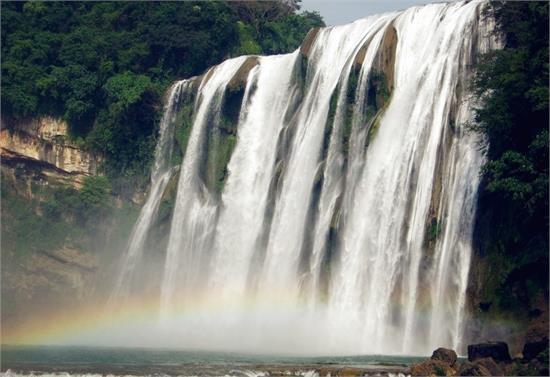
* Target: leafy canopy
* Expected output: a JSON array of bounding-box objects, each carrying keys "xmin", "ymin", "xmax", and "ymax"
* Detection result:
[
  {"xmin": 1, "ymin": 1, "xmax": 324, "ymax": 195},
  {"xmin": 472, "ymin": 1, "xmax": 548, "ymax": 312}
]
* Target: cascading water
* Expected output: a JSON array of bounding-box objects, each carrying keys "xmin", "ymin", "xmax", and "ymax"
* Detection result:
[
  {"xmin": 109, "ymin": 79, "xmax": 193, "ymax": 303},
  {"xmin": 160, "ymin": 56, "xmax": 250, "ymax": 317},
  {"xmin": 207, "ymin": 52, "xmax": 301, "ymax": 300},
  {"xmin": 111, "ymin": 0, "xmax": 500, "ymax": 355}
]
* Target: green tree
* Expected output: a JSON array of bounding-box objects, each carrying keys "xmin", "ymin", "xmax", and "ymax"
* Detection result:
[
  {"xmin": 1, "ymin": 1, "xmax": 324, "ymax": 196},
  {"xmin": 78, "ymin": 176, "xmax": 111, "ymax": 221},
  {"xmin": 472, "ymin": 1, "xmax": 548, "ymax": 312}
]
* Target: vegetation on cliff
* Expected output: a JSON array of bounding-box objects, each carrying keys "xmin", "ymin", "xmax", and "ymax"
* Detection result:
[
  {"xmin": 1, "ymin": 174, "xmax": 114, "ymax": 257},
  {"xmin": 472, "ymin": 2, "xmax": 548, "ymax": 317},
  {"xmin": 1, "ymin": 1, "xmax": 323, "ymax": 191}
]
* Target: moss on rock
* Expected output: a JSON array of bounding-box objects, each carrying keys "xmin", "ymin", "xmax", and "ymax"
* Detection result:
[{"xmin": 174, "ymin": 104, "xmax": 194, "ymax": 160}]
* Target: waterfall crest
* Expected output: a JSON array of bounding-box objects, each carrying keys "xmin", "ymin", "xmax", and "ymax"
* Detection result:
[{"xmin": 112, "ymin": 0, "xmax": 500, "ymax": 355}]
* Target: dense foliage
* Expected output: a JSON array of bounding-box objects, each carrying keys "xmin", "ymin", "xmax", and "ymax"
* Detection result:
[
  {"xmin": 472, "ymin": 2, "xmax": 548, "ymax": 314},
  {"xmin": 1, "ymin": 1, "xmax": 323, "ymax": 191}
]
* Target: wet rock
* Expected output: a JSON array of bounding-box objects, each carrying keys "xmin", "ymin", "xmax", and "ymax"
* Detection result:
[
  {"xmin": 372, "ymin": 25, "xmax": 398, "ymax": 92},
  {"xmin": 468, "ymin": 341, "xmax": 511, "ymax": 363},
  {"xmin": 409, "ymin": 359, "xmax": 454, "ymax": 376},
  {"xmin": 431, "ymin": 347, "xmax": 458, "ymax": 367},
  {"xmin": 300, "ymin": 27, "xmax": 321, "ymax": 59},
  {"xmin": 227, "ymin": 56, "xmax": 259, "ymax": 92}
]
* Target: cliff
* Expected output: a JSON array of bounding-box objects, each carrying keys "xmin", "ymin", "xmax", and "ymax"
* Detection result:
[
  {"xmin": 1, "ymin": 117, "xmax": 110, "ymax": 339},
  {"xmin": 1, "ymin": 117, "xmax": 101, "ymax": 188}
]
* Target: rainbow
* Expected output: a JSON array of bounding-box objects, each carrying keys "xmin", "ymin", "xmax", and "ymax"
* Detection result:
[
  {"xmin": 6, "ymin": 292, "xmax": 430, "ymax": 347},
  {"xmin": 2, "ymin": 289, "xmax": 311, "ymax": 346}
]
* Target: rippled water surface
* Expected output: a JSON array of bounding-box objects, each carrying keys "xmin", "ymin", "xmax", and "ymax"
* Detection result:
[{"xmin": 1, "ymin": 345, "xmax": 423, "ymax": 376}]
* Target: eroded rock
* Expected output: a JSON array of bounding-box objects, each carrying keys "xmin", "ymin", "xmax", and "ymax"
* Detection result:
[{"xmin": 0, "ymin": 117, "xmax": 101, "ymax": 177}]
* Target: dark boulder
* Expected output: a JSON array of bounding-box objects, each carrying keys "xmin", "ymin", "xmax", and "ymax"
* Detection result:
[
  {"xmin": 431, "ymin": 347, "xmax": 458, "ymax": 367},
  {"xmin": 468, "ymin": 341, "xmax": 511, "ymax": 362}
]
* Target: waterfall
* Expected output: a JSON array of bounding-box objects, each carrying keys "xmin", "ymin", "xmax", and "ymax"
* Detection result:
[
  {"xmin": 208, "ymin": 52, "xmax": 301, "ymax": 300},
  {"xmin": 112, "ymin": 0, "xmax": 499, "ymax": 355},
  {"xmin": 160, "ymin": 56, "xmax": 249, "ymax": 317},
  {"xmin": 110, "ymin": 79, "xmax": 193, "ymax": 303}
]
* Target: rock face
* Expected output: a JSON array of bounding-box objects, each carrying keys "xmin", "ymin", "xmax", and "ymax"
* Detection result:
[
  {"xmin": 1, "ymin": 148, "xmax": 84, "ymax": 195},
  {"xmin": 373, "ymin": 24, "xmax": 398, "ymax": 91},
  {"xmin": 227, "ymin": 56, "xmax": 259, "ymax": 91},
  {"xmin": 300, "ymin": 27, "xmax": 321, "ymax": 58},
  {"xmin": 432, "ymin": 347, "xmax": 458, "ymax": 367},
  {"xmin": 353, "ymin": 24, "xmax": 398, "ymax": 92},
  {"xmin": 0, "ymin": 117, "xmax": 101, "ymax": 181},
  {"xmin": 468, "ymin": 341, "xmax": 512, "ymax": 363},
  {"xmin": 1, "ymin": 116, "xmax": 107, "ymax": 343}
]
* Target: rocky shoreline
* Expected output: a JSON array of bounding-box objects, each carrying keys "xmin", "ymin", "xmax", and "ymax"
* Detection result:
[
  {"xmin": 2, "ymin": 337, "xmax": 549, "ymax": 377},
  {"xmin": 410, "ymin": 339, "xmax": 548, "ymax": 376}
]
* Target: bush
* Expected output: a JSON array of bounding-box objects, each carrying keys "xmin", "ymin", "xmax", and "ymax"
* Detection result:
[{"xmin": 78, "ymin": 175, "xmax": 111, "ymax": 221}]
